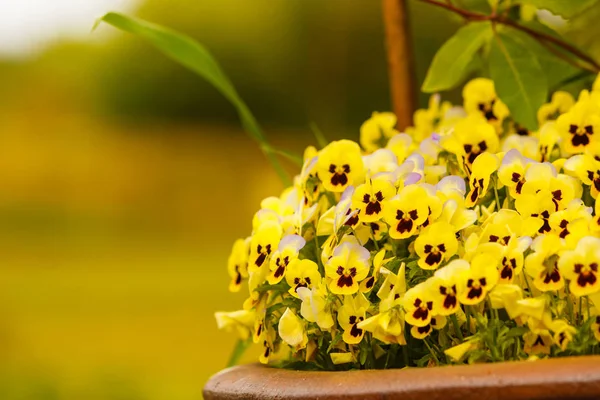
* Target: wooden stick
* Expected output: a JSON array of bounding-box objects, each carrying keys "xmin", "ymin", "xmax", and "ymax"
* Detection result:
[{"xmin": 382, "ymin": 0, "xmax": 416, "ymax": 130}]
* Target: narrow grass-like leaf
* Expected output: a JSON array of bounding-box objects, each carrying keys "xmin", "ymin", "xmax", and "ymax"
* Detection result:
[
  {"xmin": 422, "ymin": 21, "xmax": 493, "ymax": 93},
  {"xmin": 96, "ymin": 12, "xmax": 291, "ymax": 186},
  {"xmin": 309, "ymin": 122, "xmax": 328, "ymax": 149},
  {"xmin": 489, "ymin": 31, "xmax": 547, "ymax": 131},
  {"xmin": 227, "ymin": 339, "xmax": 251, "ymax": 367}
]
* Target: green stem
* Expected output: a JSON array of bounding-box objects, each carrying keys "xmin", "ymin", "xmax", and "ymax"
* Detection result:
[
  {"xmin": 424, "ymin": 338, "xmax": 441, "ymax": 365},
  {"xmin": 579, "ymin": 297, "xmax": 583, "ymax": 326},
  {"xmin": 450, "ymin": 314, "xmax": 464, "ymax": 341},
  {"xmin": 465, "ymin": 306, "xmax": 471, "ymax": 335},
  {"xmin": 565, "ymin": 285, "xmax": 574, "ymax": 325},
  {"xmin": 402, "ymin": 344, "xmax": 410, "ymax": 367}
]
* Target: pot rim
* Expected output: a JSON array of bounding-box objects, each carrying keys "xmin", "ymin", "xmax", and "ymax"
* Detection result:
[{"xmin": 204, "ymin": 355, "xmax": 600, "ymax": 400}]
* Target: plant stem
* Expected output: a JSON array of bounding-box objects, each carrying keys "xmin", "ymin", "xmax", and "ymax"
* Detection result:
[
  {"xmin": 424, "ymin": 338, "xmax": 441, "ymax": 365},
  {"xmin": 382, "ymin": 0, "xmax": 417, "ymax": 129},
  {"xmin": 417, "ymin": 0, "xmax": 600, "ymax": 72},
  {"xmin": 450, "ymin": 314, "xmax": 464, "ymax": 341}
]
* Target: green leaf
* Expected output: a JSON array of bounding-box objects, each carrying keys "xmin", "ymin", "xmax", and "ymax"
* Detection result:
[
  {"xmin": 489, "ymin": 31, "xmax": 547, "ymax": 130},
  {"xmin": 227, "ymin": 339, "xmax": 251, "ymax": 367},
  {"xmin": 422, "ymin": 21, "xmax": 493, "ymax": 93},
  {"xmin": 95, "ymin": 12, "xmax": 291, "ymax": 186},
  {"xmin": 517, "ymin": 0, "xmax": 598, "ymax": 18}
]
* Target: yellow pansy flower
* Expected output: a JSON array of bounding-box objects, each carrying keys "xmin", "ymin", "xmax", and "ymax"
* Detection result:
[
  {"xmin": 268, "ymin": 234, "xmax": 306, "ymax": 285},
  {"xmin": 297, "ymin": 285, "xmax": 334, "ymax": 330},
  {"xmin": 564, "ymin": 152, "xmax": 600, "ymax": 198},
  {"xmin": 463, "ymin": 78, "xmax": 509, "ymax": 129},
  {"xmin": 498, "ymin": 235, "xmax": 531, "ymax": 284},
  {"xmin": 525, "ymin": 234, "xmax": 566, "ymax": 292},
  {"xmin": 548, "ymin": 199, "xmax": 591, "ymax": 247},
  {"xmin": 502, "ymin": 133, "xmax": 539, "ymax": 161},
  {"xmin": 386, "ymin": 133, "xmax": 413, "ymax": 163},
  {"xmin": 249, "ymin": 221, "xmax": 282, "ymax": 273},
  {"xmin": 523, "ymin": 329, "xmax": 553, "ymax": 355},
  {"xmin": 558, "ymin": 236, "xmax": 600, "ymax": 297},
  {"xmin": 458, "ymin": 252, "xmax": 500, "ymax": 305},
  {"xmin": 550, "ymin": 320, "xmax": 576, "ymax": 351},
  {"xmin": 383, "ymin": 184, "xmax": 429, "ymax": 239},
  {"xmin": 538, "ymin": 91, "xmax": 575, "ymax": 126},
  {"xmin": 316, "ymin": 139, "xmax": 364, "ymax": 192},
  {"xmin": 465, "ymin": 152, "xmax": 500, "ymax": 207},
  {"xmin": 360, "ymin": 249, "xmax": 388, "ymax": 293},
  {"xmin": 325, "ymin": 241, "xmax": 370, "ymax": 295},
  {"xmin": 227, "ymin": 238, "xmax": 249, "ymax": 292},
  {"xmin": 331, "ymin": 352, "xmax": 356, "ymax": 365},
  {"xmin": 556, "ymin": 96, "xmax": 600, "ymax": 154},
  {"xmin": 441, "ymin": 114, "xmax": 499, "ymax": 175},
  {"xmin": 351, "ymin": 176, "xmax": 396, "ymax": 223},
  {"xmin": 258, "ymin": 325, "xmax": 278, "ymax": 364},
  {"xmin": 403, "ymin": 282, "xmax": 435, "ymax": 327},
  {"xmin": 360, "ymin": 112, "xmax": 400, "ymax": 153},
  {"xmin": 498, "ymin": 149, "xmax": 530, "ymax": 197},
  {"xmin": 285, "ymin": 258, "xmax": 321, "ymax": 298},
  {"xmin": 359, "ymin": 263, "xmax": 406, "ymax": 344},
  {"xmin": 414, "ymin": 221, "xmax": 458, "ymax": 270},
  {"xmin": 430, "ymin": 259, "xmax": 469, "ymax": 315},
  {"xmin": 515, "ymin": 190, "xmax": 555, "ymax": 236},
  {"xmin": 338, "ymin": 293, "xmax": 370, "ymax": 344},
  {"xmin": 278, "ymin": 308, "xmax": 308, "ymax": 351},
  {"xmin": 538, "ymin": 121, "xmax": 561, "ymax": 162},
  {"xmin": 214, "ymin": 309, "xmax": 255, "ymax": 340}
]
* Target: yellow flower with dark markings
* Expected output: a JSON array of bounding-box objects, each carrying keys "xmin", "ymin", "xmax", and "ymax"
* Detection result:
[
  {"xmin": 338, "ymin": 293, "xmax": 370, "ymax": 344},
  {"xmin": 523, "ymin": 329, "xmax": 553, "ymax": 356},
  {"xmin": 258, "ymin": 325, "xmax": 277, "ymax": 364},
  {"xmin": 538, "ymin": 91, "xmax": 575, "ymax": 126},
  {"xmin": 325, "ymin": 242, "xmax": 370, "ymax": 295},
  {"xmin": 297, "ymin": 285, "xmax": 334, "ymax": 330},
  {"xmin": 559, "ymin": 236, "xmax": 600, "ymax": 297},
  {"xmin": 383, "ymin": 184, "xmax": 429, "ymax": 239},
  {"xmin": 227, "ymin": 238, "xmax": 249, "ymax": 292},
  {"xmin": 268, "ymin": 234, "xmax": 306, "ymax": 285},
  {"xmin": 557, "ymin": 95, "xmax": 600, "ymax": 154},
  {"xmin": 498, "ymin": 149, "xmax": 530, "ymax": 197},
  {"xmin": 403, "ymin": 282, "xmax": 435, "ymax": 327},
  {"xmin": 286, "ymin": 259, "xmax": 321, "ymax": 298},
  {"xmin": 548, "ymin": 199, "xmax": 591, "ymax": 248},
  {"xmin": 415, "ymin": 221, "xmax": 458, "ymax": 270},
  {"xmin": 360, "ymin": 112, "xmax": 400, "ymax": 153},
  {"xmin": 441, "ymin": 114, "xmax": 499, "ymax": 176},
  {"xmin": 317, "ymin": 139, "xmax": 364, "ymax": 192},
  {"xmin": 463, "ymin": 78, "xmax": 509, "ymax": 129},
  {"xmin": 550, "ymin": 320, "xmax": 576, "ymax": 351},
  {"xmin": 351, "ymin": 176, "xmax": 396, "ymax": 223},
  {"xmin": 430, "ymin": 260, "xmax": 469, "ymax": 315},
  {"xmin": 525, "ymin": 234, "xmax": 566, "ymax": 292},
  {"xmin": 465, "ymin": 152, "xmax": 499, "ymax": 207},
  {"xmin": 249, "ymin": 221, "xmax": 282, "ymax": 273},
  {"xmin": 458, "ymin": 252, "xmax": 500, "ymax": 305}
]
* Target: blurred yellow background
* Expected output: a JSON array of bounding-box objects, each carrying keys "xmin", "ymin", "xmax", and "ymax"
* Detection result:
[{"xmin": 2, "ymin": 0, "xmax": 599, "ymax": 399}]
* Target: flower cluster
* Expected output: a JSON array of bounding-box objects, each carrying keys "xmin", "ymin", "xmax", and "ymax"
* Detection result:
[{"xmin": 216, "ymin": 77, "xmax": 600, "ymax": 369}]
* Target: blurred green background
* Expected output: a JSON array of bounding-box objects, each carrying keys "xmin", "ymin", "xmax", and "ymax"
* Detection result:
[{"xmin": 2, "ymin": 0, "xmax": 599, "ymax": 399}]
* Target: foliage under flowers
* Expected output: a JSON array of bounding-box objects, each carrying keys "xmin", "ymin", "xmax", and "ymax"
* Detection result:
[{"xmin": 216, "ymin": 77, "xmax": 600, "ymax": 369}]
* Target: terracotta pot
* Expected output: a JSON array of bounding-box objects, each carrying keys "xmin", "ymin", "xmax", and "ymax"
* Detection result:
[{"xmin": 204, "ymin": 355, "xmax": 600, "ymax": 400}]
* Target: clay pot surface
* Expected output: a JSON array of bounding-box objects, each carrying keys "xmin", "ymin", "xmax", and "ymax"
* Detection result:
[{"xmin": 204, "ymin": 355, "xmax": 600, "ymax": 400}]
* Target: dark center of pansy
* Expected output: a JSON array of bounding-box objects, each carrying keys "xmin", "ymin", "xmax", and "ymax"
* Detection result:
[
  {"xmin": 478, "ymin": 100, "xmax": 497, "ymax": 121},
  {"xmin": 464, "ymin": 141, "xmax": 488, "ymax": 165},
  {"xmin": 466, "ymin": 278, "xmax": 486, "ymax": 300},
  {"xmin": 587, "ymin": 170, "xmax": 600, "ymax": 193},
  {"xmin": 412, "ymin": 298, "xmax": 433, "ymax": 321},
  {"xmin": 469, "ymin": 177, "xmax": 485, "ymax": 203},
  {"xmin": 533, "ymin": 335, "xmax": 546, "ymax": 347},
  {"xmin": 349, "ymin": 315, "xmax": 364, "ymax": 338},
  {"xmin": 569, "ymin": 124, "xmax": 593, "ymax": 147},
  {"xmin": 344, "ymin": 209, "xmax": 360, "ymax": 227},
  {"xmin": 574, "ymin": 262, "xmax": 598, "ymax": 288},
  {"xmin": 500, "ymin": 256, "xmax": 517, "ymax": 281},
  {"xmin": 293, "ymin": 276, "xmax": 312, "ymax": 292},
  {"xmin": 363, "ymin": 191, "xmax": 384, "ymax": 216},
  {"xmin": 336, "ymin": 265, "xmax": 357, "ymax": 288},
  {"xmin": 255, "ymin": 244, "xmax": 272, "ymax": 267},
  {"xmin": 395, "ymin": 209, "xmax": 419, "ymax": 234},
  {"xmin": 511, "ymin": 172, "xmax": 525, "ymax": 194},
  {"xmin": 329, "ymin": 163, "xmax": 351, "ymax": 187},
  {"xmin": 423, "ymin": 243, "xmax": 446, "ymax": 267}
]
